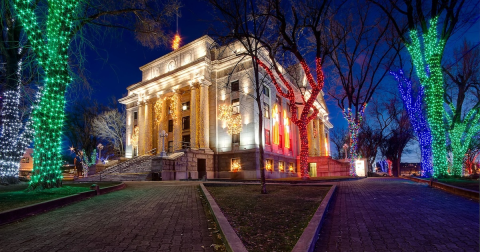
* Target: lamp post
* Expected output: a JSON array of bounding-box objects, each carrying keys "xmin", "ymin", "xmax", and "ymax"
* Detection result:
[
  {"xmin": 97, "ymin": 143, "xmax": 104, "ymax": 164},
  {"xmin": 159, "ymin": 130, "xmax": 168, "ymax": 157}
]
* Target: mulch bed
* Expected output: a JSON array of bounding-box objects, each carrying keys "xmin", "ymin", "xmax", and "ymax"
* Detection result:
[{"xmin": 205, "ymin": 184, "xmax": 330, "ymax": 252}]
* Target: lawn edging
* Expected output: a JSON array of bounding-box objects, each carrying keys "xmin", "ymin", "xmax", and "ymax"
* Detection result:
[
  {"xmin": 403, "ymin": 177, "xmax": 478, "ymax": 200},
  {"xmin": 0, "ymin": 182, "xmax": 126, "ymax": 226},
  {"xmin": 292, "ymin": 185, "xmax": 337, "ymax": 252},
  {"xmin": 199, "ymin": 183, "xmax": 248, "ymax": 252}
]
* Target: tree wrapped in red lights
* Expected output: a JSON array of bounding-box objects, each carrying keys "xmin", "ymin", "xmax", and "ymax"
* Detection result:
[{"xmin": 256, "ymin": 59, "xmax": 324, "ymax": 179}]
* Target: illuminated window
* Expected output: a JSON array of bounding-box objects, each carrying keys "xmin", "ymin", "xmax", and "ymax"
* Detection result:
[
  {"xmin": 264, "ymin": 103, "xmax": 269, "ymax": 118},
  {"xmin": 266, "ymin": 159, "xmax": 273, "ymax": 172},
  {"xmin": 21, "ymin": 157, "xmax": 30, "ymax": 163},
  {"xmin": 231, "ymin": 158, "xmax": 241, "ymax": 172},
  {"xmin": 265, "ymin": 129, "xmax": 271, "ymax": 145},
  {"xmin": 231, "ymin": 80, "xmax": 239, "ymax": 92},
  {"xmin": 272, "ymin": 104, "xmax": 279, "ymax": 145},
  {"xmin": 284, "ymin": 110, "xmax": 290, "ymax": 148},
  {"xmin": 182, "ymin": 102, "xmax": 190, "ymax": 111},
  {"xmin": 232, "ymin": 99, "xmax": 240, "ymax": 114},
  {"xmin": 289, "ymin": 163, "xmax": 295, "ymax": 173},
  {"xmin": 279, "ymin": 161, "xmax": 284, "ymax": 172}
]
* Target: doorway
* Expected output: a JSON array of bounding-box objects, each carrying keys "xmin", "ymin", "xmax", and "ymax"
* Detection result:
[
  {"xmin": 198, "ymin": 159, "xmax": 206, "ymax": 179},
  {"xmin": 309, "ymin": 163, "xmax": 317, "ymax": 177}
]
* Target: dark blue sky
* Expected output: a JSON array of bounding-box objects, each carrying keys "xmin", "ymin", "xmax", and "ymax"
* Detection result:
[{"xmin": 80, "ymin": 2, "xmax": 479, "ymax": 162}]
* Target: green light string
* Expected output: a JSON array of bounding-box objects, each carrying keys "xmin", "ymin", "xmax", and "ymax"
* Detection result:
[
  {"xmin": 14, "ymin": 0, "xmax": 79, "ymax": 189},
  {"xmin": 405, "ymin": 16, "xmax": 448, "ymax": 177},
  {"xmin": 446, "ymin": 106, "xmax": 480, "ymax": 176}
]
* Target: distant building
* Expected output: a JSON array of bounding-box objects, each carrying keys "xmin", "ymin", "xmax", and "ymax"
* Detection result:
[
  {"xmin": 19, "ymin": 148, "xmax": 34, "ymax": 178},
  {"xmin": 400, "ymin": 163, "xmax": 421, "ymax": 176},
  {"xmin": 119, "ymin": 35, "xmax": 335, "ymax": 180}
]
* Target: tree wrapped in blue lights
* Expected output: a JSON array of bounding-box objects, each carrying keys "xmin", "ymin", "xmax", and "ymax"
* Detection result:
[
  {"xmin": 391, "ymin": 70, "xmax": 433, "ymax": 177},
  {"xmin": 14, "ymin": 0, "xmax": 80, "ymax": 189}
]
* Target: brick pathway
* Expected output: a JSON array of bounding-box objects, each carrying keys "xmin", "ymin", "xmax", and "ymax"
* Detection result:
[
  {"xmin": 315, "ymin": 178, "xmax": 479, "ymax": 252},
  {"xmin": 0, "ymin": 182, "xmax": 216, "ymax": 252}
]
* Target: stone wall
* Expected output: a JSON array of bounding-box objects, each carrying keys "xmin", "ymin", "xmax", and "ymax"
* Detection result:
[{"xmin": 151, "ymin": 149, "xmax": 214, "ymax": 180}]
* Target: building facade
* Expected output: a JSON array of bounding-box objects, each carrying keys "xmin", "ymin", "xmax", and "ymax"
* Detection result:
[{"xmin": 119, "ymin": 35, "xmax": 333, "ymax": 179}]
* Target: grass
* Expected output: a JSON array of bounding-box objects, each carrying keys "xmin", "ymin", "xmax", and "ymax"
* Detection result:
[
  {"xmin": 0, "ymin": 181, "xmax": 121, "ymax": 212},
  {"xmin": 414, "ymin": 177, "xmax": 479, "ymax": 191},
  {"xmin": 205, "ymin": 184, "xmax": 330, "ymax": 252}
]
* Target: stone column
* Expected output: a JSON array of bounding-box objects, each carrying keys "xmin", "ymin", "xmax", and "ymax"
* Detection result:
[
  {"xmin": 126, "ymin": 109, "xmax": 133, "ymax": 158},
  {"xmin": 319, "ymin": 120, "xmax": 326, "ymax": 156},
  {"xmin": 307, "ymin": 120, "xmax": 315, "ymax": 156},
  {"xmin": 313, "ymin": 118, "xmax": 321, "ymax": 156},
  {"xmin": 172, "ymin": 93, "xmax": 182, "ymax": 151},
  {"xmin": 138, "ymin": 102, "xmax": 145, "ymax": 155},
  {"xmin": 199, "ymin": 81, "xmax": 210, "ymax": 149},
  {"xmin": 190, "ymin": 85, "xmax": 198, "ymax": 149},
  {"xmin": 144, "ymin": 100, "xmax": 151, "ymax": 152}
]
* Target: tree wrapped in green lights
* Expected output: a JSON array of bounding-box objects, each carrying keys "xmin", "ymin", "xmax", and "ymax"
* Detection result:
[
  {"xmin": 405, "ymin": 17, "xmax": 448, "ymax": 177},
  {"xmin": 445, "ymin": 106, "xmax": 480, "ymax": 176},
  {"xmin": 14, "ymin": 0, "xmax": 80, "ymax": 189}
]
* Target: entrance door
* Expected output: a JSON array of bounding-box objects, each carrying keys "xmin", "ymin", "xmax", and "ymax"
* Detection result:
[
  {"xmin": 198, "ymin": 159, "xmax": 206, "ymax": 179},
  {"xmin": 309, "ymin": 163, "xmax": 317, "ymax": 177}
]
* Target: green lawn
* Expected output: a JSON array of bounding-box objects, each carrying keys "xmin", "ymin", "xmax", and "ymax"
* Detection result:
[
  {"xmin": 0, "ymin": 182, "xmax": 121, "ymax": 212},
  {"xmin": 269, "ymin": 176, "xmax": 353, "ymax": 181},
  {"xmin": 414, "ymin": 177, "xmax": 479, "ymax": 191},
  {"xmin": 205, "ymin": 184, "xmax": 330, "ymax": 252}
]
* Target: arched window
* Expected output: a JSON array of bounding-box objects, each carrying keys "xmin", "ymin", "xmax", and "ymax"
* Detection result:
[
  {"xmin": 272, "ymin": 104, "xmax": 279, "ymax": 145},
  {"xmin": 284, "ymin": 110, "xmax": 290, "ymax": 149}
]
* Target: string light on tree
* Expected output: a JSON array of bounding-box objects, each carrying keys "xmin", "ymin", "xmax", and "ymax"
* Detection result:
[
  {"xmin": 256, "ymin": 57, "xmax": 325, "ymax": 179},
  {"xmin": 218, "ymin": 104, "xmax": 242, "ymax": 135},
  {"xmin": 391, "ymin": 70, "xmax": 433, "ymax": 177},
  {"xmin": 14, "ymin": 0, "xmax": 80, "ymax": 189},
  {"xmin": 343, "ymin": 103, "xmax": 367, "ymax": 176},
  {"xmin": 405, "ymin": 16, "xmax": 448, "ymax": 177}
]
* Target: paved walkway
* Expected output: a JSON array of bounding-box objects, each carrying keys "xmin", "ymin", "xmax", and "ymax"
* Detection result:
[
  {"xmin": 0, "ymin": 182, "xmax": 216, "ymax": 252},
  {"xmin": 315, "ymin": 178, "xmax": 479, "ymax": 252}
]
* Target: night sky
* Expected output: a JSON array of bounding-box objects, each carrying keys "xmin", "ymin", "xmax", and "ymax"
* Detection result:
[{"xmin": 80, "ymin": 1, "xmax": 480, "ymax": 163}]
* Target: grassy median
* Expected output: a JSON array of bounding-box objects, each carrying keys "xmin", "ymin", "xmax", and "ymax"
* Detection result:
[
  {"xmin": 0, "ymin": 181, "xmax": 121, "ymax": 212},
  {"xmin": 205, "ymin": 184, "xmax": 330, "ymax": 252}
]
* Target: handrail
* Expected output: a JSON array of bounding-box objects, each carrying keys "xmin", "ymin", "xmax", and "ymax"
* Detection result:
[{"xmin": 100, "ymin": 148, "xmax": 157, "ymax": 174}]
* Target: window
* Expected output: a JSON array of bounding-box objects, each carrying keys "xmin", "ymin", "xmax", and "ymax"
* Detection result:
[
  {"xmin": 182, "ymin": 135, "xmax": 190, "ymax": 149},
  {"xmin": 266, "ymin": 159, "xmax": 273, "ymax": 172},
  {"xmin": 232, "ymin": 99, "xmax": 240, "ymax": 114},
  {"xmin": 231, "ymin": 80, "xmax": 239, "ymax": 92},
  {"xmin": 232, "ymin": 133, "xmax": 240, "ymax": 144},
  {"xmin": 279, "ymin": 161, "xmax": 285, "ymax": 172},
  {"xmin": 168, "ymin": 120, "xmax": 173, "ymax": 132},
  {"xmin": 289, "ymin": 163, "xmax": 295, "ymax": 173},
  {"xmin": 168, "ymin": 141, "xmax": 173, "ymax": 152},
  {"xmin": 21, "ymin": 157, "xmax": 30, "ymax": 163},
  {"xmin": 264, "ymin": 103, "xmax": 270, "ymax": 118},
  {"xmin": 289, "ymin": 138, "xmax": 292, "ymax": 150},
  {"xmin": 182, "ymin": 116, "xmax": 190, "ymax": 130},
  {"xmin": 265, "ymin": 129, "xmax": 271, "ymax": 145},
  {"xmin": 231, "ymin": 158, "xmax": 241, "ymax": 172},
  {"xmin": 182, "ymin": 102, "xmax": 190, "ymax": 111},
  {"xmin": 276, "ymin": 95, "xmax": 281, "ymax": 104},
  {"xmin": 133, "ymin": 111, "xmax": 138, "ymax": 120},
  {"xmin": 263, "ymin": 85, "xmax": 270, "ymax": 97}
]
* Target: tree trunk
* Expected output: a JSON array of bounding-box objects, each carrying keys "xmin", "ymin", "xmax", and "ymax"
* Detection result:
[
  {"xmin": 347, "ymin": 123, "xmax": 360, "ymax": 176},
  {"xmin": 254, "ymin": 64, "xmax": 266, "ymax": 194},
  {"xmin": 298, "ymin": 124, "xmax": 310, "ymax": 179},
  {"xmin": 29, "ymin": 71, "xmax": 68, "ymax": 190}
]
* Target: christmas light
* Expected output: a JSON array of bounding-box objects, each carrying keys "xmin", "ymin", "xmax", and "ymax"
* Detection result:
[
  {"xmin": 405, "ymin": 16, "xmax": 448, "ymax": 177},
  {"xmin": 231, "ymin": 159, "xmax": 241, "ymax": 172},
  {"xmin": 391, "ymin": 70, "xmax": 433, "ymax": 177},
  {"xmin": 445, "ymin": 105, "xmax": 480, "ymax": 176},
  {"xmin": 131, "ymin": 126, "xmax": 139, "ymax": 147},
  {"xmin": 154, "ymin": 98, "xmax": 165, "ymax": 126},
  {"xmin": 343, "ymin": 103, "xmax": 367, "ymax": 176},
  {"xmin": 172, "ymin": 34, "xmax": 181, "ymax": 50},
  {"xmin": 256, "ymin": 57, "xmax": 325, "ymax": 179},
  {"xmin": 14, "ymin": 0, "xmax": 80, "ymax": 189},
  {"xmin": 218, "ymin": 104, "xmax": 243, "ymax": 135}
]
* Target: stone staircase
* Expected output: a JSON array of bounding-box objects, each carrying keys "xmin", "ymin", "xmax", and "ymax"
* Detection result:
[{"xmin": 78, "ymin": 152, "xmax": 158, "ymax": 182}]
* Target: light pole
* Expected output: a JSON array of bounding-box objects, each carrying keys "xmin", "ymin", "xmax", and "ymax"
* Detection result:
[
  {"xmin": 97, "ymin": 143, "xmax": 104, "ymax": 164},
  {"xmin": 159, "ymin": 130, "xmax": 168, "ymax": 157}
]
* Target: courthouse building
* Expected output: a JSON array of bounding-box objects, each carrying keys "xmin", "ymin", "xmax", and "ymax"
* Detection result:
[{"xmin": 119, "ymin": 35, "xmax": 334, "ymax": 179}]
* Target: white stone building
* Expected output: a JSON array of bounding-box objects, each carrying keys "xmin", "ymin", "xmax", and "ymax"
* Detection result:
[{"xmin": 119, "ymin": 35, "xmax": 334, "ymax": 180}]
